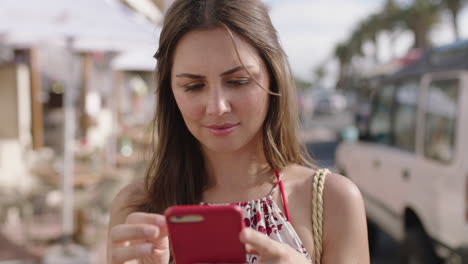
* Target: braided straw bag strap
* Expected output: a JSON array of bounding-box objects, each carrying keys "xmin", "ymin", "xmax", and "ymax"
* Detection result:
[{"xmin": 312, "ymin": 168, "xmax": 329, "ymax": 264}]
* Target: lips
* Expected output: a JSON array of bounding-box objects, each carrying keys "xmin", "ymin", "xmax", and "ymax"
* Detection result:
[
  {"xmin": 207, "ymin": 123, "xmax": 238, "ymax": 129},
  {"xmin": 205, "ymin": 123, "xmax": 239, "ymax": 136}
]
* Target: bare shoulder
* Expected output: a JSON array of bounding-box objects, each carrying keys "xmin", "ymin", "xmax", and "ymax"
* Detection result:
[
  {"xmin": 282, "ymin": 164, "xmax": 362, "ymax": 201},
  {"xmin": 282, "ymin": 165, "xmax": 369, "ymax": 262},
  {"xmin": 280, "ymin": 164, "xmax": 315, "ymax": 201},
  {"xmin": 321, "ymin": 172, "xmax": 370, "ymax": 263},
  {"xmin": 323, "ymin": 171, "xmax": 363, "ymax": 211},
  {"xmin": 322, "ymin": 172, "xmax": 366, "ymax": 234},
  {"xmin": 109, "ymin": 180, "xmax": 146, "ymax": 227},
  {"xmin": 282, "ymin": 164, "xmax": 315, "ymax": 186}
]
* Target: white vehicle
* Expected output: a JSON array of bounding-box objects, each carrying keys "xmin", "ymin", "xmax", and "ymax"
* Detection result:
[{"xmin": 336, "ymin": 41, "xmax": 468, "ymax": 263}]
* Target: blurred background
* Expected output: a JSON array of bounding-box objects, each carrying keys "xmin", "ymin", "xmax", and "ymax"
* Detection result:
[{"xmin": 0, "ymin": 0, "xmax": 467, "ymax": 263}]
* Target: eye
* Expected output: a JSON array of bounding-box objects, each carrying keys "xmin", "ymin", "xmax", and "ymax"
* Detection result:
[
  {"xmin": 227, "ymin": 78, "xmax": 251, "ymax": 86},
  {"xmin": 184, "ymin": 83, "xmax": 204, "ymax": 92}
]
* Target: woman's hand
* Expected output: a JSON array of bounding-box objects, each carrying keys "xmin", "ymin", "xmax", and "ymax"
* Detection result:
[
  {"xmin": 239, "ymin": 228, "xmax": 310, "ymax": 264},
  {"xmin": 108, "ymin": 212, "xmax": 170, "ymax": 264}
]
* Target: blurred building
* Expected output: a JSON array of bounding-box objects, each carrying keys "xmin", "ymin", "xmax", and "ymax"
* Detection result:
[
  {"xmin": 0, "ymin": 0, "xmax": 159, "ymax": 186},
  {"xmin": 0, "ymin": 0, "xmax": 162, "ymax": 262}
]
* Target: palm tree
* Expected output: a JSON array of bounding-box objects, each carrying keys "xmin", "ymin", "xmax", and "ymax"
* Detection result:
[
  {"xmin": 334, "ymin": 43, "xmax": 353, "ymax": 88},
  {"xmin": 444, "ymin": 0, "xmax": 468, "ymax": 40},
  {"xmin": 382, "ymin": 0, "xmax": 402, "ymax": 22},
  {"xmin": 380, "ymin": 0, "xmax": 405, "ymax": 60},
  {"xmin": 334, "ymin": 5, "xmax": 389, "ymax": 85},
  {"xmin": 401, "ymin": 0, "xmax": 441, "ymax": 50},
  {"xmin": 360, "ymin": 14, "xmax": 384, "ymax": 63},
  {"xmin": 344, "ymin": 0, "xmax": 402, "ymax": 65},
  {"xmin": 349, "ymin": 27, "xmax": 366, "ymax": 58},
  {"xmin": 380, "ymin": 0, "xmax": 405, "ymax": 33}
]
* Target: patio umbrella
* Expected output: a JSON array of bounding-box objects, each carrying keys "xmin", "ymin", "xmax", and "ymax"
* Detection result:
[{"xmin": 0, "ymin": 0, "xmax": 159, "ymax": 51}]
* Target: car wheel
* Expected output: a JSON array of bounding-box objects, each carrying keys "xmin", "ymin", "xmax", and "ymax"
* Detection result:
[{"xmin": 401, "ymin": 227, "xmax": 441, "ymax": 264}]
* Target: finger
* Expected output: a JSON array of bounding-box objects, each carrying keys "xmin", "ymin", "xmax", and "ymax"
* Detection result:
[
  {"xmin": 110, "ymin": 224, "xmax": 160, "ymax": 245},
  {"xmin": 110, "ymin": 243, "xmax": 154, "ymax": 264},
  {"xmin": 125, "ymin": 212, "xmax": 166, "ymax": 225},
  {"xmin": 125, "ymin": 212, "xmax": 168, "ymax": 238},
  {"xmin": 244, "ymin": 243, "xmax": 259, "ymax": 255},
  {"xmin": 239, "ymin": 228, "xmax": 281, "ymax": 257}
]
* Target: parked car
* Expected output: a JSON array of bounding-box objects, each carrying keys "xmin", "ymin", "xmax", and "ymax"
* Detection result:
[{"xmin": 336, "ymin": 40, "xmax": 468, "ymax": 263}]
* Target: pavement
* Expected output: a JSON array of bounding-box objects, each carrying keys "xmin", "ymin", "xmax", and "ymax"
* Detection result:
[{"xmin": 0, "ymin": 232, "xmax": 40, "ymax": 262}]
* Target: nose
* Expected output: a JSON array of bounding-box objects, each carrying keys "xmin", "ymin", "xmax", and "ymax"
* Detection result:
[{"xmin": 206, "ymin": 87, "xmax": 231, "ymax": 116}]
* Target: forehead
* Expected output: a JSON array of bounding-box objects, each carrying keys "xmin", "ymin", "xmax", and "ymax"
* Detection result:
[{"xmin": 172, "ymin": 27, "xmax": 263, "ymax": 72}]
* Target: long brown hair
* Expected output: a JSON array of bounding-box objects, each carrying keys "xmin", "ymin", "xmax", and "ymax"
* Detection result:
[{"xmin": 140, "ymin": 0, "xmax": 313, "ymax": 214}]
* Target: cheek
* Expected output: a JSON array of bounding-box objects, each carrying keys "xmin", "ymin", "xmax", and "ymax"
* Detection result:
[
  {"xmin": 173, "ymin": 91, "xmax": 202, "ymax": 121},
  {"xmin": 240, "ymin": 89, "xmax": 269, "ymax": 120}
]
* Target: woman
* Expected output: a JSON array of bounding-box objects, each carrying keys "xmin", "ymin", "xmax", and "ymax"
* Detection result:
[{"xmin": 107, "ymin": 0, "xmax": 369, "ymax": 263}]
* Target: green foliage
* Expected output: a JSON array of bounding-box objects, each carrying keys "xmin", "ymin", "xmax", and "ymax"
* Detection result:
[
  {"xmin": 314, "ymin": 65, "xmax": 326, "ymax": 82},
  {"xmin": 446, "ymin": 0, "xmax": 467, "ymax": 13},
  {"xmin": 401, "ymin": 0, "xmax": 441, "ymax": 49},
  {"xmin": 442, "ymin": 0, "xmax": 468, "ymax": 40},
  {"xmin": 381, "ymin": 0, "xmax": 405, "ymax": 31},
  {"xmin": 332, "ymin": 0, "xmax": 449, "ymax": 87},
  {"xmin": 334, "ymin": 43, "xmax": 352, "ymax": 65},
  {"xmin": 294, "ymin": 77, "xmax": 313, "ymax": 91}
]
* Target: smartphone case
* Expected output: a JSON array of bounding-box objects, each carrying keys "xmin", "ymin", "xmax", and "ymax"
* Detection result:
[{"xmin": 164, "ymin": 205, "xmax": 246, "ymax": 264}]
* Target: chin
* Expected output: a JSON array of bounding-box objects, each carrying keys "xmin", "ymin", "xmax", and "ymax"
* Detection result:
[
  {"xmin": 195, "ymin": 131, "xmax": 261, "ymax": 154},
  {"xmin": 202, "ymin": 141, "xmax": 245, "ymax": 154}
]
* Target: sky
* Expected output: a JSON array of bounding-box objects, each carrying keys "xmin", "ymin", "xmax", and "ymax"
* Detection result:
[{"xmin": 264, "ymin": 0, "xmax": 468, "ymax": 85}]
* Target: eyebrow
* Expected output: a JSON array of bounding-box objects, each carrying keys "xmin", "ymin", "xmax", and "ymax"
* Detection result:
[{"xmin": 175, "ymin": 65, "xmax": 253, "ymax": 79}]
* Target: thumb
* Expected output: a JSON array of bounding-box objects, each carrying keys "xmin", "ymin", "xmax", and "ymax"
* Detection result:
[{"xmin": 239, "ymin": 228, "xmax": 281, "ymax": 257}]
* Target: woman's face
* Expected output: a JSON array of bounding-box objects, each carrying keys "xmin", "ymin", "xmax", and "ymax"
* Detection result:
[{"xmin": 171, "ymin": 27, "xmax": 270, "ymax": 154}]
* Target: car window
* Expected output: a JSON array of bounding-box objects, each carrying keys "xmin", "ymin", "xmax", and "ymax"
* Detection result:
[
  {"xmin": 369, "ymin": 85, "xmax": 395, "ymax": 144},
  {"xmin": 423, "ymin": 79, "xmax": 459, "ymax": 163},
  {"xmin": 393, "ymin": 80, "xmax": 419, "ymax": 152}
]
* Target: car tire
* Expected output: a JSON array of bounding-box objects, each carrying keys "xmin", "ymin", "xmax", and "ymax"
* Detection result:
[
  {"xmin": 367, "ymin": 219, "xmax": 379, "ymax": 256},
  {"xmin": 401, "ymin": 226, "xmax": 441, "ymax": 264}
]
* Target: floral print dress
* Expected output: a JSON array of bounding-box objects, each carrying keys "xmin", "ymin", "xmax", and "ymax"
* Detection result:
[{"xmin": 202, "ymin": 171, "xmax": 312, "ymax": 263}]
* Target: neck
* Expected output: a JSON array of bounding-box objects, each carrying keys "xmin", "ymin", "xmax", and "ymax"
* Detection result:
[{"xmin": 201, "ymin": 141, "xmax": 276, "ymax": 202}]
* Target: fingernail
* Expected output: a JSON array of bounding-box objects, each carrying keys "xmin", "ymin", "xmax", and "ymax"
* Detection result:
[{"xmin": 144, "ymin": 227, "xmax": 156, "ymax": 237}]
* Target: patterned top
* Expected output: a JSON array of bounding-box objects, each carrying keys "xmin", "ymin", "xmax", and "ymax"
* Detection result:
[{"xmin": 202, "ymin": 172, "xmax": 312, "ymax": 263}]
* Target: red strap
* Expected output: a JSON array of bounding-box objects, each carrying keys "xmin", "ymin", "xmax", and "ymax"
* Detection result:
[{"xmin": 274, "ymin": 170, "xmax": 291, "ymax": 222}]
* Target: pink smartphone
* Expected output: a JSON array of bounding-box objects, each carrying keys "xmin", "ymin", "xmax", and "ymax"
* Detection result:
[{"xmin": 164, "ymin": 204, "xmax": 246, "ymax": 264}]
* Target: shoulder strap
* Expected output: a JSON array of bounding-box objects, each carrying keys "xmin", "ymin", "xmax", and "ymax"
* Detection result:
[
  {"xmin": 274, "ymin": 170, "xmax": 291, "ymax": 222},
  {"xmin": 312, "ymin": 168, "xmax": 329, "ymax": 264}
]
